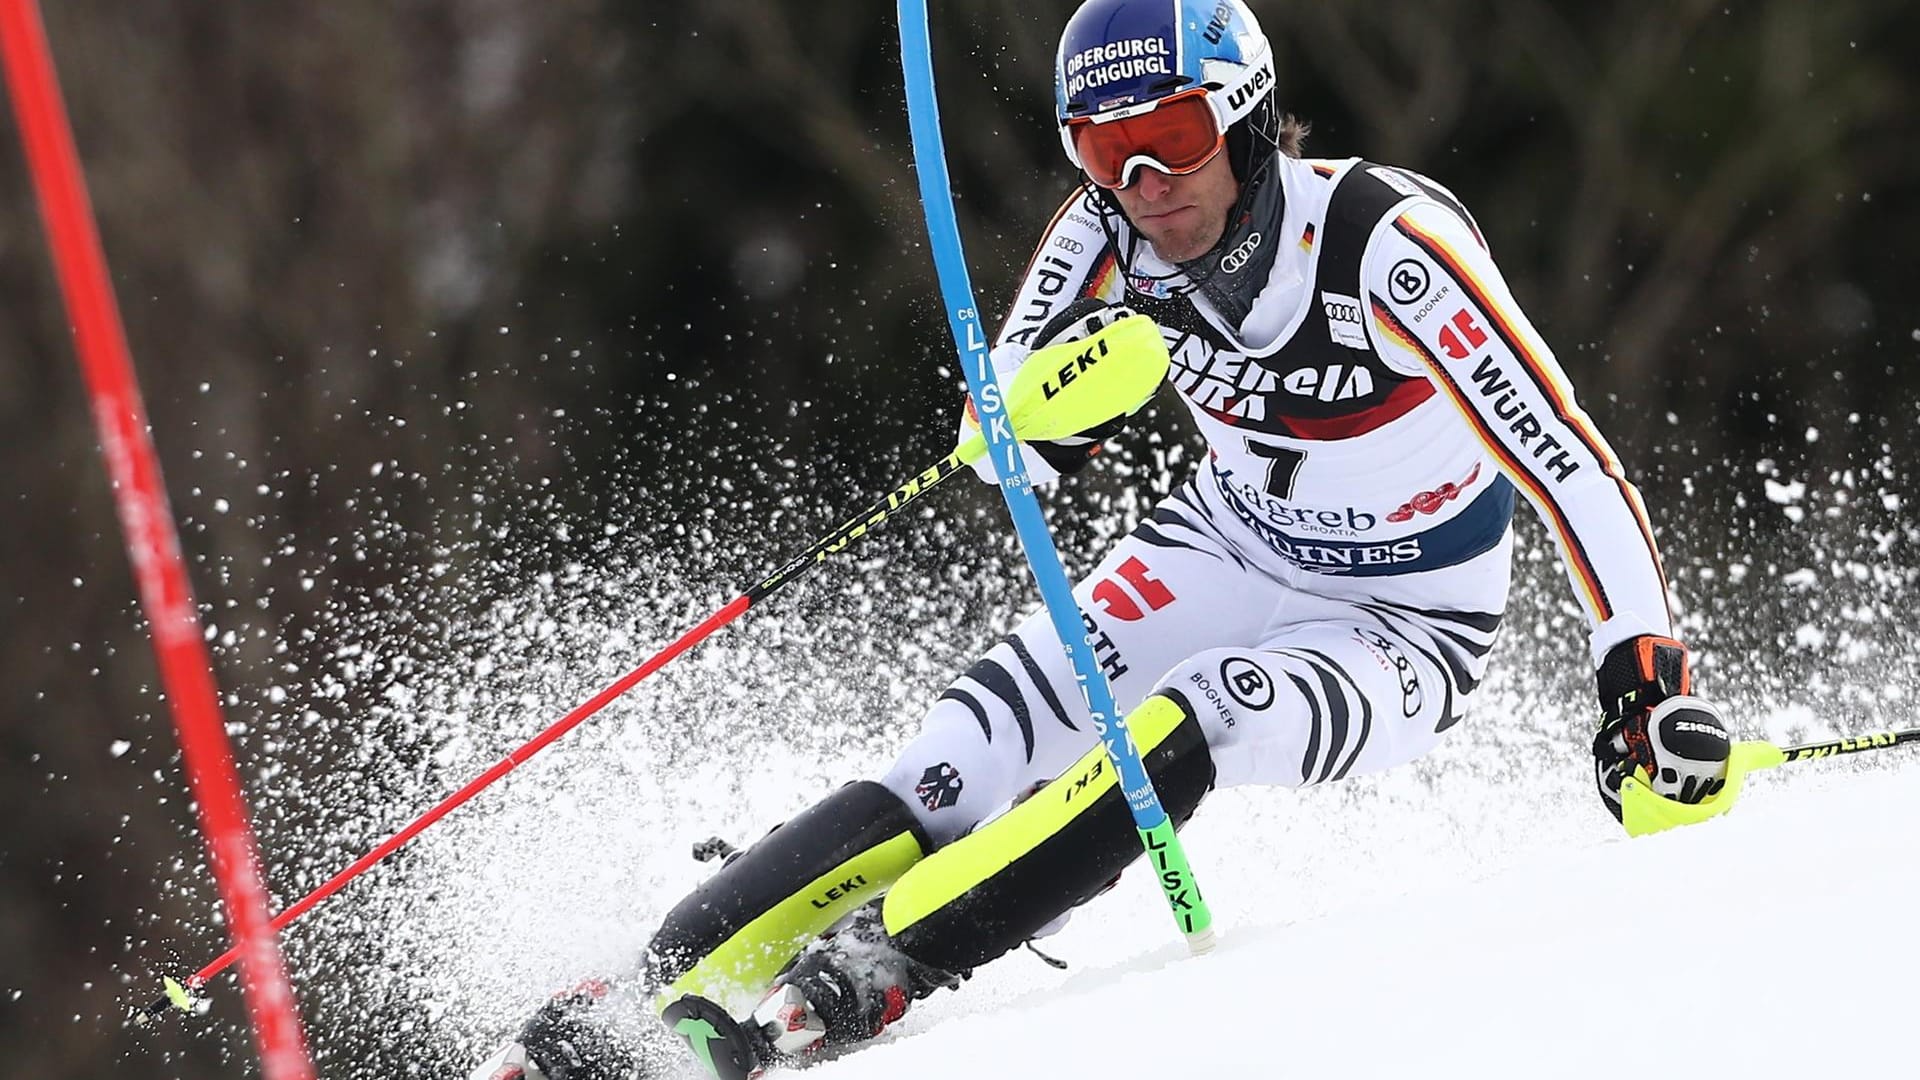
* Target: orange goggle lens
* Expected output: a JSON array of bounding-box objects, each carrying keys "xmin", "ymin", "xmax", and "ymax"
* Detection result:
[{"xmin": 1067, "ymin": 90, "xmax": 1224, "ymax": 190}]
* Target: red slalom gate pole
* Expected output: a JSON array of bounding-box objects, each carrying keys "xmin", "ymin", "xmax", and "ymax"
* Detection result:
[{"xmin": 0, "ymin": 3, "xmax": 315, "ymax": 1077}]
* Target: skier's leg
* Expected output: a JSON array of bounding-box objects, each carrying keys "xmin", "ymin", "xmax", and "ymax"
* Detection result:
[
  {"xmin": 745, "ymin": 692, "xmax": 1218, "ymax": 1058},
  {"xmin": 1156, "ymin": 623, "xmax": 1475, "ymax": 789},
  {"xmin": 735, "ymin": 487, "xmax": 1285, "ymax": 1053},
  {"xmin": 673, "ymin": 603, "xmax": 1473, "ymax": 1030},
  {"xmin": 641, "ymin": 781, "xmax": 934, "ymax": 1017},
  {"xmin": 879, "ymin": 479, "xmax": 1284, "ymax": 846},
  {"xmin": 876, "ymin": 602, "xmax": 1486, "ymax": 974},
  {"xmin": 653, "ymin": 484, "xmax": 1269, "ymax": 992},
  {"xmin": 474, "ymin": 695, "xmax": 1220, "ymax": 1079},
  {"xmin": 883, "ymin": 691, "xmax": 1214, "ymax": 972},
  {"xmin": 470, "ymin": 782, "xmax": 933, "ymax": 1080}
]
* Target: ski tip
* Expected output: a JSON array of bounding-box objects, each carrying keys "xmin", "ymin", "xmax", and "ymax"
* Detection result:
[{"xmin": 1185, "ymin": 925, "xmax": 1218, "ymax": 956}]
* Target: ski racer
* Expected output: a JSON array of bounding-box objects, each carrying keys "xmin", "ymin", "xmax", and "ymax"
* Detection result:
[{"xmin": 475, "ymin": 1, "xmax": 1734, "ymax": 1076}]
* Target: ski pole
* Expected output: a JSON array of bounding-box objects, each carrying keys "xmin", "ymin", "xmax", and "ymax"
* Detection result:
[
  {"xmin": 1621, "ymin": 726, "xmax": 1920, "ymax": 837},
  {"xmin": 896, "ymin": 0, "xmax": 1216, "ymax": 953},
  {"xmin": 131, "ymin": 312, "xmax": 1169, "ymax": 1026},
  {"xmin": 1767, "ymin": 727, "xmax": 1920, "ymax": 763}
]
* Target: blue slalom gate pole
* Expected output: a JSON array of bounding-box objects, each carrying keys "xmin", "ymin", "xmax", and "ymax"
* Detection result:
[{"xmin": 895, "ymin": 0, "xmax": 1213, "ymax": 951}]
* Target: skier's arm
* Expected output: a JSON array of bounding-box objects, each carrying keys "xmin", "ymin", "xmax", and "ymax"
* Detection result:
[
  {"xmin": 1362, "ymin": 198, "xmax": 1734, "ymax": 823},
  {"xmin": 1361, "ymin": 199, "xmax": 1671, "ymax": 665},
  {"xmin": 958, "ymin": 190, "xmax": 1127, "ymax": 484}
]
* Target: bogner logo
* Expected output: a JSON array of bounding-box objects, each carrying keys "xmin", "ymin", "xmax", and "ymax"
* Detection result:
[
  {"xmin": 1366, "ymin": 166, "xmax": 1426, "ymax": 198},
  {"xmin": 1219, "ymin": 231, "xmax": 1263, "ymax": 274},
  {"xmin": 1225, "ymin": 60, "xmax": 1273, "ymax": 112}
]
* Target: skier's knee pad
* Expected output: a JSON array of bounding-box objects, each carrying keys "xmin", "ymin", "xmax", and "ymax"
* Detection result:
[
  {"xmin": 643, "ymin": 780, "xmax": 930, "ymax": 1018},
  {"xmin": 880, "ymin": 692, "xmax": 1211, "ymax": 973}
]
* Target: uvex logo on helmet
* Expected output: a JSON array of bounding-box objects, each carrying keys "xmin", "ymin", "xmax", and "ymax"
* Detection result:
[
  {"xmin": 1203, "ymin": 2, "xmax": 1236, "ymax": 44},
  {"xmin": 1220, "ymin": 231, "xmax": 1263, "ymax": 274},
  {"xmin": 1225, "ymin": 58, "xmax": 1273, "ymax": 113}
]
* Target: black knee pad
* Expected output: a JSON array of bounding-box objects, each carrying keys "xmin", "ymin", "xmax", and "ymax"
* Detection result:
[
  {"xmin": 881, "ymin": 692, "xmax": 1211, "ymax": 973},
  {"xmin": 643, "ymin": 780, "xmax": 930, "ymax": 1016}
]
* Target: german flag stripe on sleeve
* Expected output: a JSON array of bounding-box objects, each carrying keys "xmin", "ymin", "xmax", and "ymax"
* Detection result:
[
  {"xmin": 1392, "ymin": 215, "xmax": 1669, "ymax": 615},
  {"xmin": 1396, "ymin": 173, "xmax": 1486, "ymax": 251},
  {"xmin": 1371, "ymin": 297, "xmax": 1614, "ymax": 622},
  {"xmin": 1084, "ymin": 250, "xmax": 1119, "ymax": 300}
]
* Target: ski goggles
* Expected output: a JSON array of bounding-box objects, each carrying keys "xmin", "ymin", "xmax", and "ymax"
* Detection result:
[{"xmin": 1063, "ymin": 88, "xmax": 1227, "ymax": 190}]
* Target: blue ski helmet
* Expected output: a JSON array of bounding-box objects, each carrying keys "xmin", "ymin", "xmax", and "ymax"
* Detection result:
[{"xmin": 1055, "ymin": 0, "xmax": 1275, "ymax": 182}]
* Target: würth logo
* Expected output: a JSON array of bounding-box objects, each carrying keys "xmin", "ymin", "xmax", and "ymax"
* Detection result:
[{"xmin": 1091, "ymin": 556, "xmax": 1176, "ymax": 622}]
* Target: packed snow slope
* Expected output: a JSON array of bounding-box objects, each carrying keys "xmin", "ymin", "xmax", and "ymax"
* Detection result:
[{"xmin": 815, "ymin": 757, "xmax": 1917, "ymax": 1080}]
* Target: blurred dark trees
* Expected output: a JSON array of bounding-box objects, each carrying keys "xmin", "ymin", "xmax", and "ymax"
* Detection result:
[{"xmin": 0, "ymin": 0, "xmax": 1914, "ymax": 1074}]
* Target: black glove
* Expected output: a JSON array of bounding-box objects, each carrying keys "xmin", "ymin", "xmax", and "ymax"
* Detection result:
[
  {"xmin": 1024, "ymin": 298, "xmax": 1144, "ymax": 476},
  {"xmin": 1029, "ymin": 415, "xmax": 1128, "ymax": 476},
  {"xmin": 1591, "ymin": 635, "xmax": 1731, "ymax": 823}
]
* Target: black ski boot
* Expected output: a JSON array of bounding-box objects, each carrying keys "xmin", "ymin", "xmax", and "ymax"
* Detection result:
[
  {"xmin": 656, "ymin": 903, "xmax": 964, "ymax": 1078},
  {"xmin": 469, "ymin": 979, "xmax": 638, "ymax": 1080},
  {"xmin": 745, "ymin": 903, "xmax": 966, "ymax": 1064}
]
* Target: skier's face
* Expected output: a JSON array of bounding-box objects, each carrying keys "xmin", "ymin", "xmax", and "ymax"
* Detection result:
[{"xmin": 1112, "ymin": 153, "xmax": 1240, "ymax": 263}]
